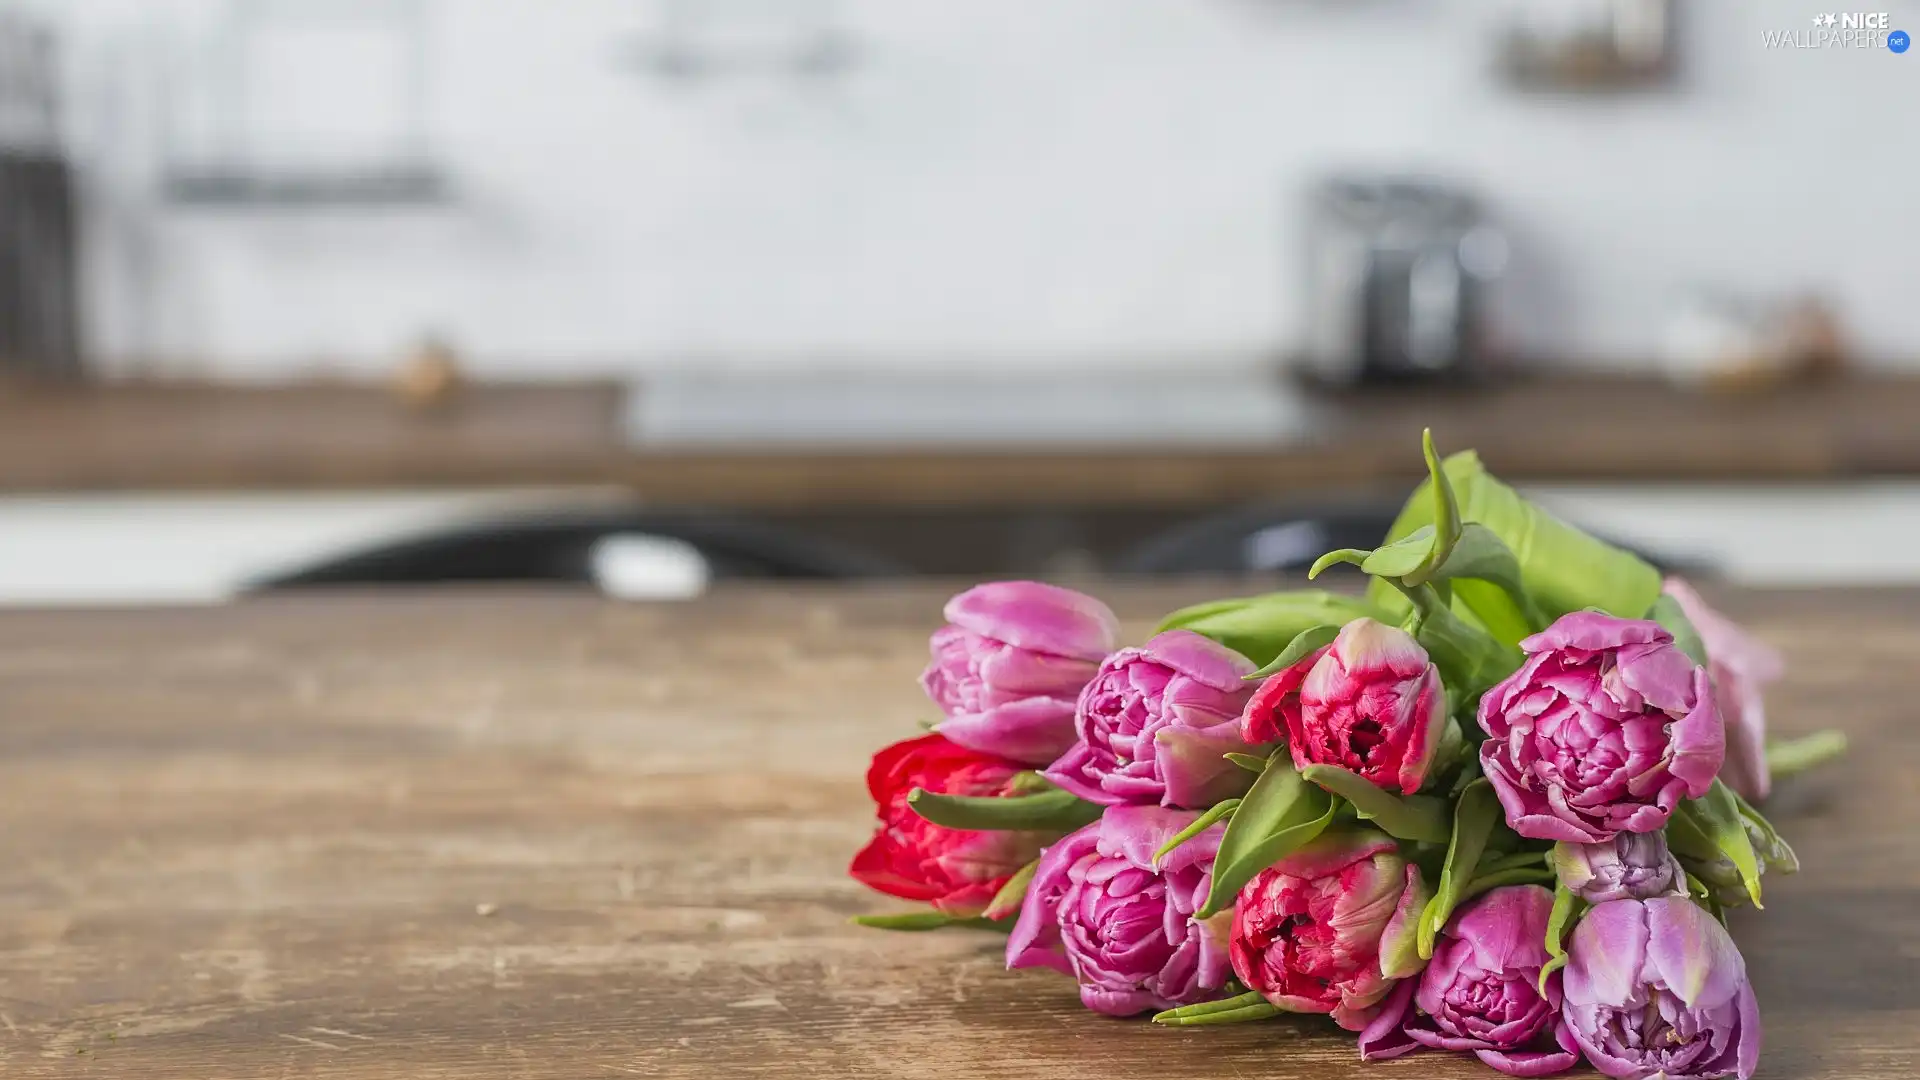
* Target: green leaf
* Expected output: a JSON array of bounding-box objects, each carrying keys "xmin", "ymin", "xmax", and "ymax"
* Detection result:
[
  {"xmin": 1459, "ymin": 866, "xmax": 1555, "ymax": 903},
  {"xmin": 1299, "ymin": 765, "xmax": 1451, "ymax": 843},
  {"xmin": 1245, "ymin": 624, "xmax": 1343, "ymax": 680},
  {"xmin": 1672, "ymin": 780, "xmax": 1764, "ymax": 908},
  {"xmin": 1731, "ymin": 787, "xmax": 1799, "ymax": 876},
  {"xmin": 1225, "ymin": 752, "xmax": 1272, "ymax": 774},
  {"xmin": 1397, "ymin": 581, "xmax": 1525, "ymax": 698},
  {"xmin": 1369, "ymin": 448, "xmax": 1663, "ymax": 642},
  {"xmin": 1197, "ymin": 762, "xmax": 1336, "ymax": 918},
  {"xmin": 1476, "ymin": 850, "xmax": 1549, "ymax": 875},
  {"xmin": 1152, "ymin": 990, "xmax": 1282, "ymax": 1026},
  {"xmin": 1538, "ymin": 883, "xmax": 1581, "ymax": 996},
  {"xmin": 906, "ymin": 787, "xmax": 1103, "ymax": 833},
  {"xmin": 1649, "ymin": 593, "xmax": 1710, "ymax": 668},
  {"xmin": 1308, "ymin": 549, "xmax": 1373, "ymax": 580},
  {"xmin": 1419, "ymin": 779, "xmax": 1501, "ymax": 958},
  {"xmin": 1361, "ymin": 527, "xmax": 1438, "ymax": 579},
  {"xmin": 1766, "ymin": 730, "xmax": 1848, "ymax": 778},
  {"xmin": 851, "ymin": 912, "xmax": 1008, "ymax": 932},
  {"xmin": 1422, "ymin": 428, "xmax": 1465, "ymax": 580},
  {"xmin": 1430, "ymin": 524, "xmax": 1550, "ymax": 634},
  {"xmin": 982, "ymin": 859, "xmax": 1039, "ymax": 921},
  {"xmin": 1154, "ymin": 799, "xmax": 1241, "ymax": 867},
  {"xmin": 1154, "ymin": 590, "xmax": 1388, "ymax": 669}
]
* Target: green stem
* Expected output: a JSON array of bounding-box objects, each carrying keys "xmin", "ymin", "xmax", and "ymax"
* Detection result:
[{"xmin": 1766, "ymin": 731, "xmax": 1848, "ymax": 778}]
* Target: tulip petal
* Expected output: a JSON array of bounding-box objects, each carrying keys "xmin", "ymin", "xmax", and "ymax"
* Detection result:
[
  {"xmin": 1379, "ymin": 864, "xmax": 1432, "ymax": 980},
  {"xmin": 1473, "ymin": 1045, "xmax": 1580, "ymax": 1077},
  {"xmin": 1645, "ymin": 895, "xmax": 1746, "ymax": 1011},
  {"xmin": 1099, "ymin": 805, "xmax": 1224, "ymax": 873},
  {"xmin": 1157, "ymin": 724, "xmax": 1258, "ymax": 810},
  {"xmin": 1241, "ymin": 647, "xmax": 1325, "ymax": 745},
  {"xmin": 1357, "ymin": 978, "xmax": 1420, "ymax": 1061},
  {"xmin": 943, "ymin": 581, "xmax": 1120, "ymax": 661},
  {"xmin": 1666, "ymin": 668, "xmax": 1726, "ymax": 798},
  {"xmin": 1006, "ymin": 823, "xmax": 1098, "ymax": 974},
  {"xmin": 1333, "ymin": 618, "xmax": 1432, "ymax": 678},
  {"xmin": 937, "ymin": 696, "xmax": 1080, "ymax": 766},
  {"xmin": 1452, "ymin": 884, "xmax": 1555, "ymax": 974},
  {"xmin": 1141, "ymin": 629, "xmax": 1259, "ymax": 690},
  {"xmin": 1521, "ymin": 613, "xmax": 1667, "ymax": 655},
  {"xmin": 1561, "ymin": 899, "xmax": 1650, "ymax": 1009}
]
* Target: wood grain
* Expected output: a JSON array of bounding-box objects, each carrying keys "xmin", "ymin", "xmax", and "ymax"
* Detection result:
[
  {"xmin": 0, "ymin": 584, "xmax": 1911, "ymax": 1078},
  {"xmin": 5, "ymin": 375, "xmax": 1920, "ymax": 506}
]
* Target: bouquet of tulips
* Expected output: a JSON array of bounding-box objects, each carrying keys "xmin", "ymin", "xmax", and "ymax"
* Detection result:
[{"xmin": 849, "ymin": 433, "xmax": 1845, "ymax": 1080}]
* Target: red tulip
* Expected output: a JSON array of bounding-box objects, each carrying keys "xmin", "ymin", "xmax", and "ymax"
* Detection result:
[{"xmin": 849, "ymin": 733, "xmax": 1050, "ymax": 916}]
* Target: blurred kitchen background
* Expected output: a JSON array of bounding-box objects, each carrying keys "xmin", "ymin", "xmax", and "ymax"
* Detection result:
[{"xmin": 1, "ymin": 0, "xmax": 1916, "ymax": 603}]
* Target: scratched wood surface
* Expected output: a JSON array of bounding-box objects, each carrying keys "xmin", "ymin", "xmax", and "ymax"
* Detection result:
[{"xmin": 0, "ymin": 584, "xmax": 1911, "ymax": 1078}]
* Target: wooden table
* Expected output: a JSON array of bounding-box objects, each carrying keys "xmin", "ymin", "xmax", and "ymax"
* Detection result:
[
  {"xmin": 5, "ymin": 375, "xmax": 1920, "ymax": 506},
  {"xmin": 0, "ymin": 584, "xmax": 1909, "ymax": 1077}
]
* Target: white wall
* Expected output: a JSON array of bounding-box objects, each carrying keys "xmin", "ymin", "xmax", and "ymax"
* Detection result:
[{"xmin": 22, "ymin": 0, "xmax": 1920, "ymax": 379}]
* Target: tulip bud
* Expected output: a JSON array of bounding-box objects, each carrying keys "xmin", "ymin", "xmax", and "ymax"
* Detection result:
[
  {"xmin": 1242, "ymin": 618, "xmax": 1455, "ymax": 797},
  {"xmin": 922, "ymin": 581, "xmax": 1120, "ymax": 766},
  {"xmin": 849, "ymin": 734, "xmax": 1057, "ymax": 916},
  {"xmin": 1005, "ymin": 806, "xmax": 1232, "ymax": 1016},
  {"xmin": 1229, "ymin": 827, "xmax": 1426, "ymax": 1031},
  {"xmin": 1044, "ymin": 631, "xmax": 1258, "ymax": 810},
  {"xmin": 1552, "ymin": 832, "xmax": 1688, "ymax": 905},
  {"xmin": 1562, "ymin": 897, "xmax": 1761, "ymax": 1080},
  {"xmin": 1478, "ymin": 612, "xmax": 1723, "ymax": 843},
  {"xmin": 1359, "ymin": 885, "xmax": 1580, "ymax": 1076}
]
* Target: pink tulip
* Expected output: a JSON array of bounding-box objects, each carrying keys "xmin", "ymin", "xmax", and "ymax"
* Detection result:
[
  {"xmin": 1562, "ymin": 897, "xmax": 1761, "ymax": 1079},
  {"xmin": 922, "ymin": 581, "xmax": 1120, "ymax": 766},
  {"xmin": 1005, "ymin": 805, "xmax": 1232, "ymax": 1016},
  {"xmin": 1478, "ymin": 612, "xmax": 1723, "ymax": 843},
  {"xmin": 1662, "ymin": 578, "xmax": 1783, "ymax": 802},
  {"xmin": 1043, "ymin": 630, "xmax": 1258, "ymax": 809},
  {"xmin": 1229, "ymin": 828, "xmax": 1429, "ymax": 1031},
  {"xmin": 1360, "ymin": 885, "xmax": 1579, "ymax": 1076},
  {"xmin": 1243, "ymin": 618, "xmax": 1450, "ymax": 796}
]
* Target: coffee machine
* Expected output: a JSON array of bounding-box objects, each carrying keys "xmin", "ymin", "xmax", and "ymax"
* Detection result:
[{"xmin": 1299, "ymin": 176, "xmax": 1506, "ymax": 386}]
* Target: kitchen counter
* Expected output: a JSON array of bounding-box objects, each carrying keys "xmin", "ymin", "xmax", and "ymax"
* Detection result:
[
  {"xmin": 3, "ymin": 374, "xmax": 1920, "ymax": 508},
  {"xmin": 0, "ymin": 584, "xmax": 1910, "ymax": 1078}
]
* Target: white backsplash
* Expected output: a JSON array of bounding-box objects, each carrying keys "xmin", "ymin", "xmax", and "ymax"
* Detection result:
[{"xmin": 24, "ymin": 0, "xmax": 1920, "ymax": 378}]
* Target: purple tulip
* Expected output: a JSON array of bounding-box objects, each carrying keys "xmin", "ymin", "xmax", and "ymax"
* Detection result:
[
  {"xmin": 1478, "ymin": 612, "xmax": 1723, "ymax": 843},
  {"xmin": 1006, "ymin": 805, "xmax": 1232, "ymax": 1016},
  {"xmin": 1552, "ymin": 832, "xmax": 1688, "ymax": 905},
  {"xmin": 1361, "ymin": 885, "xmax": 1579, "ymax": 1076},
  {"xmin": 1044, "ymin": 630, "xmax": 1258, "ymax": 809},
  {"xmin": 1663, "ymin": 578, "xmax": 1783, "ymax": 802},
  {"xmin": 1563, "ymin": 897, "xmax": 1760, "ymax": 1080},
  {"xmin": 922, "ymin": 581, "xmax": 1120, "ymax": 766}
]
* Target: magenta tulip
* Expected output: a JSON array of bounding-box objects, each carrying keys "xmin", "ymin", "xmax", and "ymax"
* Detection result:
[
  {"xmin": 1360, "ymin": 885, "xmax": 1579, "ymax": 1076},
  {"xmin": 1005, "ymin": 805, "xmax": 1232, "ymax": 1016},
  {"xmin": 1230, "ymin": 828, "xmax": 1429, "ymax": 1031},
  {"xmin": 922, "ymin": 581, "xmax": 1120, "ymax": 766},
  {"xmin": 1662, "ymin": 578, "xmax": 1783, "ymax": 802},
  {"xmin": 1044, "ymin": 630, "xmax": 1258, "ymax": 809},
  {"xmin": 1552, "ymin": 832, "xmax": 1688, "ymax": 905},
  {"xmin": 1562, "ymin": 897, "xmax": 1761, "ymax": 1080},
  {"xmin": 1478, "ymin": 612, "xmax": 1723, "ymax": 843},
  {"xmin": 1242, "ymin": 618, "xmax": 1451, "ymax": 795}
]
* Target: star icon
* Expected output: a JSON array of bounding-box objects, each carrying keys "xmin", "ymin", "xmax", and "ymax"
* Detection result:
[
  {"xmin": 1823, "ymin": 13, "xmax": 1838, "ymax": 26},
  {"xmin": 1814, "ymin": 13, "xmax": 1825, "ymax": 23}
]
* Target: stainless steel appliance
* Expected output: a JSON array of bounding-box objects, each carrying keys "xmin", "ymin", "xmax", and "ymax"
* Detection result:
[
  {"xmin": 1299, "ymin": 176, "xmax": 1506, "ymax": 386},
  {"xmin": 0, "ymin": 11, "xmax": 79, "ymax": 377}
]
